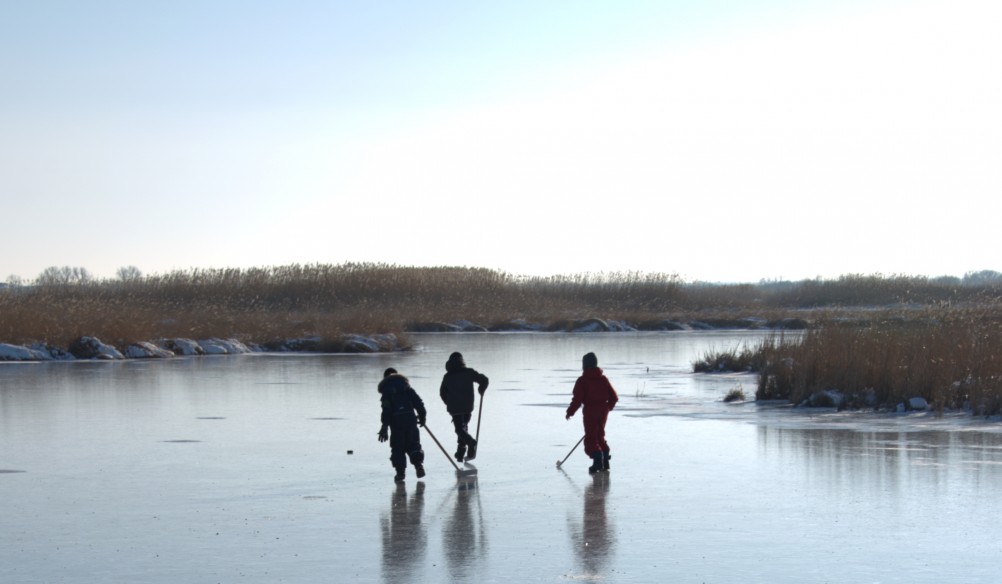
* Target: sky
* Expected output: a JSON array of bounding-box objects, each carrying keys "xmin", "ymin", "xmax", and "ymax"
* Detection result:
[{"xmin": 2, "ymin": 0, "xmax": 999, "ymax": 283}]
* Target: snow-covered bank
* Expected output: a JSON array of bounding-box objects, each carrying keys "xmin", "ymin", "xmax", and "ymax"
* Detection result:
[
  {"xmin": 0, "ymin": 333, "xmax": 409, "ymax": 362},
  {"xmin": 0, "ymin": 314, "xmax": 800, "ymax": 362},
  {"xmin": 0, "ymin": 314, "xmax": 801, "ymax": 362},
  {"xmin": 408, "ymin": 315, "xmax": 809, "ymax": 333}
]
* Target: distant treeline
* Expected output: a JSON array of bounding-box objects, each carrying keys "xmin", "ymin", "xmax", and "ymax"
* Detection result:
[
  {"xmin": 746, "ymin": 270, "xmax": 1002, "ymax": 306},
  {"xmin": 3, "ymin": 263, "xmax": 1002, "ymax": 347}
]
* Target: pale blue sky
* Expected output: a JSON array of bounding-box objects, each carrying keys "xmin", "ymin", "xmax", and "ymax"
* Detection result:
[{"xmin": 2, "ymin": 0, "xmax": 999, "ymax": 283}]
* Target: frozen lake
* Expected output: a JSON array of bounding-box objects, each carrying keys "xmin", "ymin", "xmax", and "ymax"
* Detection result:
[{"xmin": 3, "ymin": 331, "xmax": 1002, "ymax": 583}]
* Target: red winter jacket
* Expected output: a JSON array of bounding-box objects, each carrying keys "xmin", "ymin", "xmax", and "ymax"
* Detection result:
[{"xmin": 566, "ymin": 367, "xmax": 619, "ymax": 418}]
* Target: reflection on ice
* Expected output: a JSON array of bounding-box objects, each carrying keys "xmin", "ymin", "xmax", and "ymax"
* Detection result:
[
  {"xmin": 5, "ymin": 331, "xmax": 1002, "ymax": 583},
  {"xmin": 456, "ymin": 462, "xmax": 479, "ymax": 479},
  {"xmin": 381, "ymin": 482, "xmax": 426, "ymax": 583},
  {"xmin": 758, "ymin": 425, "xmax": 1002, "ymax": 492},
  {"xmin": 567, "ymin": 473, "xmax": 614, "ymax": 580},
  {"xmin": 443, "ymin": 477, "xmax": 486, "ymax": 581}
]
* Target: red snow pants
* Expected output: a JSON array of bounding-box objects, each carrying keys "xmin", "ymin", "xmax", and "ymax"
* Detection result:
[{"xmin": 582, "ymin": 406, "xmax": 610, "ymax": 457}]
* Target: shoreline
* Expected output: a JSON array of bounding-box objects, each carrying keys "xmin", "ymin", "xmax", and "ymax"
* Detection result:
[
  {"xmin": 0, "ymin": 315, "xmax": 801, "ymax": 363},
  {"xmin": 0, "ymin": 333, "xmax": 411, "ymax": 362}
]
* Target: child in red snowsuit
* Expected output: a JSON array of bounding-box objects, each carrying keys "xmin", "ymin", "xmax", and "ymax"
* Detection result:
[{"xmin": 566, "ymin": 352, "xmax": 619, "ymax": 474}]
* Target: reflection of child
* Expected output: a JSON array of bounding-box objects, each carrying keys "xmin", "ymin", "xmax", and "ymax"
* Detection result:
[
  {"xmin": 565, "ymin": 352, "xmax": 619, "ymax": 474},
  {"xmin": 381, "ymin": 482, "xmax": 426, "ymax": 577},
  {"xmin": 378, "ymin": 368, "xmax": 427, "ymax": 483}
]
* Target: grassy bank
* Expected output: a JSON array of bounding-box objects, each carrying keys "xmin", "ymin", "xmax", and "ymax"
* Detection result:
[
  {"xmin": 3, "ymin": 263, "xmax": 1002, "ymax": 354},
  {"xmin": 1, "ymin": 264, "xmax": 685, "ymax": 348},
  {"xmin": 695, "ymin": 307, "xmax": 1002, "ymax": 415}
]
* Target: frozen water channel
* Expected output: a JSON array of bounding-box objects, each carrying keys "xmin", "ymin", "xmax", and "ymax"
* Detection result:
[{"xmin": 3, "ymin": 331, "xmax": 1002, "ymax": 583}]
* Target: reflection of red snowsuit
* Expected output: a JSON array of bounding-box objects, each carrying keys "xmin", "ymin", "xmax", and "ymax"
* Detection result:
[{"xmin": 566, "ymin": 367, "xmax": 619, "ymax": 457}]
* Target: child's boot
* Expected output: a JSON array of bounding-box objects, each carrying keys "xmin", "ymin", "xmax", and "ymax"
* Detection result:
[
  {"xmin": 409, "ymin": 448, "xmax": 426, "ymax": 478},
  {"xmin": 588, "ymin": 452, "xmax": 603, "ymax": 474},
  {"xmin": 602, "ymin": 449, "xmax": 611, "ymax": 472},
  {"xmin": 465, "ymin": 439, "xmax": 478, "ymax": 461},
  {"xmin": 454, "ymin": 445, "xmax": 466, "ymax": 462},
  {"xmin": 394, "ymin": 466, "xmax": 405, "ymax": 483}
]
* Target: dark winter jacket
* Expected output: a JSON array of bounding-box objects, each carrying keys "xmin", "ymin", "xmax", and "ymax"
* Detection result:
[
  {"xmin": 439, "ymin": 356, "xmax": 489, "ymax": 415},
  {"xmin": 566, "ymin": 367, "xmax": 618, "ymax": 418},
  {"xmin": 379, "ymin": 373, "xmax": 427, "ymax": 426}
]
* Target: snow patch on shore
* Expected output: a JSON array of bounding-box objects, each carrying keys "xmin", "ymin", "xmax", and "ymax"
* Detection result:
[
  {"xmin": 158, "ymin": 338, "xmax": 203, "ymax": 356},
  {"xmin": 123, "ymin": 342, "xmax": 175, "ymax": 359},
  {"xmin": 197, "ymin": 338, "xmax": 252, "ymax": 355},
  {"xmin": 0, "ymin": 334, "xmax": 401, "ymax": 362},
  {"xmin": 68, "ymin": 336, "xmax": 125, "ymax": 360},
  {"xmin": 0, "ymin": 343, "xmax": 53, "ymax": 361}
]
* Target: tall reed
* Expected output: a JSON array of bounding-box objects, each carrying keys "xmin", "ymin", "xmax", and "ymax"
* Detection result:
[
  {"xmin": 0, "ymin": 264, "xmax": 686, "ymax": 347},
  {"xmin": 4, "ymin": 264, "xmax": 1002, "ymax": 359},
  {"xmin": 754, "ymin": 308, "xmax": 1002, "ymax": 414}
]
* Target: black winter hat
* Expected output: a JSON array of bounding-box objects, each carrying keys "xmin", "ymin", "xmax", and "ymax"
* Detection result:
[
  {"xmin": 582, "ymin": 352, "xmax": 598, "ymax": 369},
  {"xmin": 383, "ymin": 367, "xmax": 398, "ymax": 378},
  {"xmin": 447, "ymin": 352, "xmax": 465, "ymax": 367}
]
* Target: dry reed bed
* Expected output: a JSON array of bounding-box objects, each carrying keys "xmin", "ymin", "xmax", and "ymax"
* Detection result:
[
  {"xmin": 749, "ymin": 309, "xmax": 1002, "ymax": 414},
  {"xmin": 3, "ymin": 263, "xmax": 1002, "ymax": 357},
  {"xmin": 0, "ymin": 264, "xmax": 692, "ymax": 348}
]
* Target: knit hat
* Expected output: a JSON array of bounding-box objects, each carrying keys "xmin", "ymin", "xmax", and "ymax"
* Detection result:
[
  {"xmin": 383, "ymin": 367, "xmax": 398, "ymax": 378},
  {"xmin": 582, "ymin": 352, "xmax": 598, "ymax": 369}
]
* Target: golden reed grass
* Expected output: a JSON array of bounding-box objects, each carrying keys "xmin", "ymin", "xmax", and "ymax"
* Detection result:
[
  {"xmin": 4, "ymin": 263, "xmax": 1002, "ymax": 414},
  {"xmin": 753, "ymin": 307, "xmax": 1002, "ymax": 414},
  {"xmin": 0, "ymin": 263, "xmax": 689, "ymax": 347}
]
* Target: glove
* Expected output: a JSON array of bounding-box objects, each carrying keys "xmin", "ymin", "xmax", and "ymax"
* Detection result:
[
  {"xmin": 377, "ymin": 426, "xmax": 388, "ymax": 443},
  {"xmin": 418, "ymin": 415, "xmax": 426, "ymax": 428}
]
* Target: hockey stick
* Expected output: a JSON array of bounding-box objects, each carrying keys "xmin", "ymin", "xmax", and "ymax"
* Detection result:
[
  {"xmin": 475, "ymin": 392, "xmax": 484, "ymax": 443},
  {"xmin": 556, "ymin": 435, "xmax": 585, "ymax": 468},
  {"xmin": 424, "ymin": 424, "xmax": 477, "ymax": 477}
]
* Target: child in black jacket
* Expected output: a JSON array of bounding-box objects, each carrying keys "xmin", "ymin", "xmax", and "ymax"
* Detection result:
[
  {"xmin": 378, "ymin": 368, "xmax": 427, "ymax": 483},
  {"xmin": 439, "ymin": 352, "xmax": 489, "ymax": 462}
]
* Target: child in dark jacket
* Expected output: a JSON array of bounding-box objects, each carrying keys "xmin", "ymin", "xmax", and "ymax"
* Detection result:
[
  {"xmin": 378, "ymin": 368, "xmax": 427, "ymax": 483},
  {"xmin": 566, "ymin": 352, "xmax": 619, "ymax": 474},
  {"xmin": 439, "ymin": 352, "xmax": 489, "ymax": 462}
]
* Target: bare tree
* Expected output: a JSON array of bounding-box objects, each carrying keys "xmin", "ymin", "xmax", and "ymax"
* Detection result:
[
  {"xmin": 36, "ymin": 266, "xmax": 93, "ymax": 286},
  {"xmin": 115, "ymin": 265, "xmax": 143, "ymax": 282},
  {"xmin": 963, "ymin": 270, "xmax": 1002, "ymax": 286}
]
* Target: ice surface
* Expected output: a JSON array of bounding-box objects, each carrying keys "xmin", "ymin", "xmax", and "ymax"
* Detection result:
[{"xmin": 2, "ymin": 332, "xmax": 1002, "ymax": 583}]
